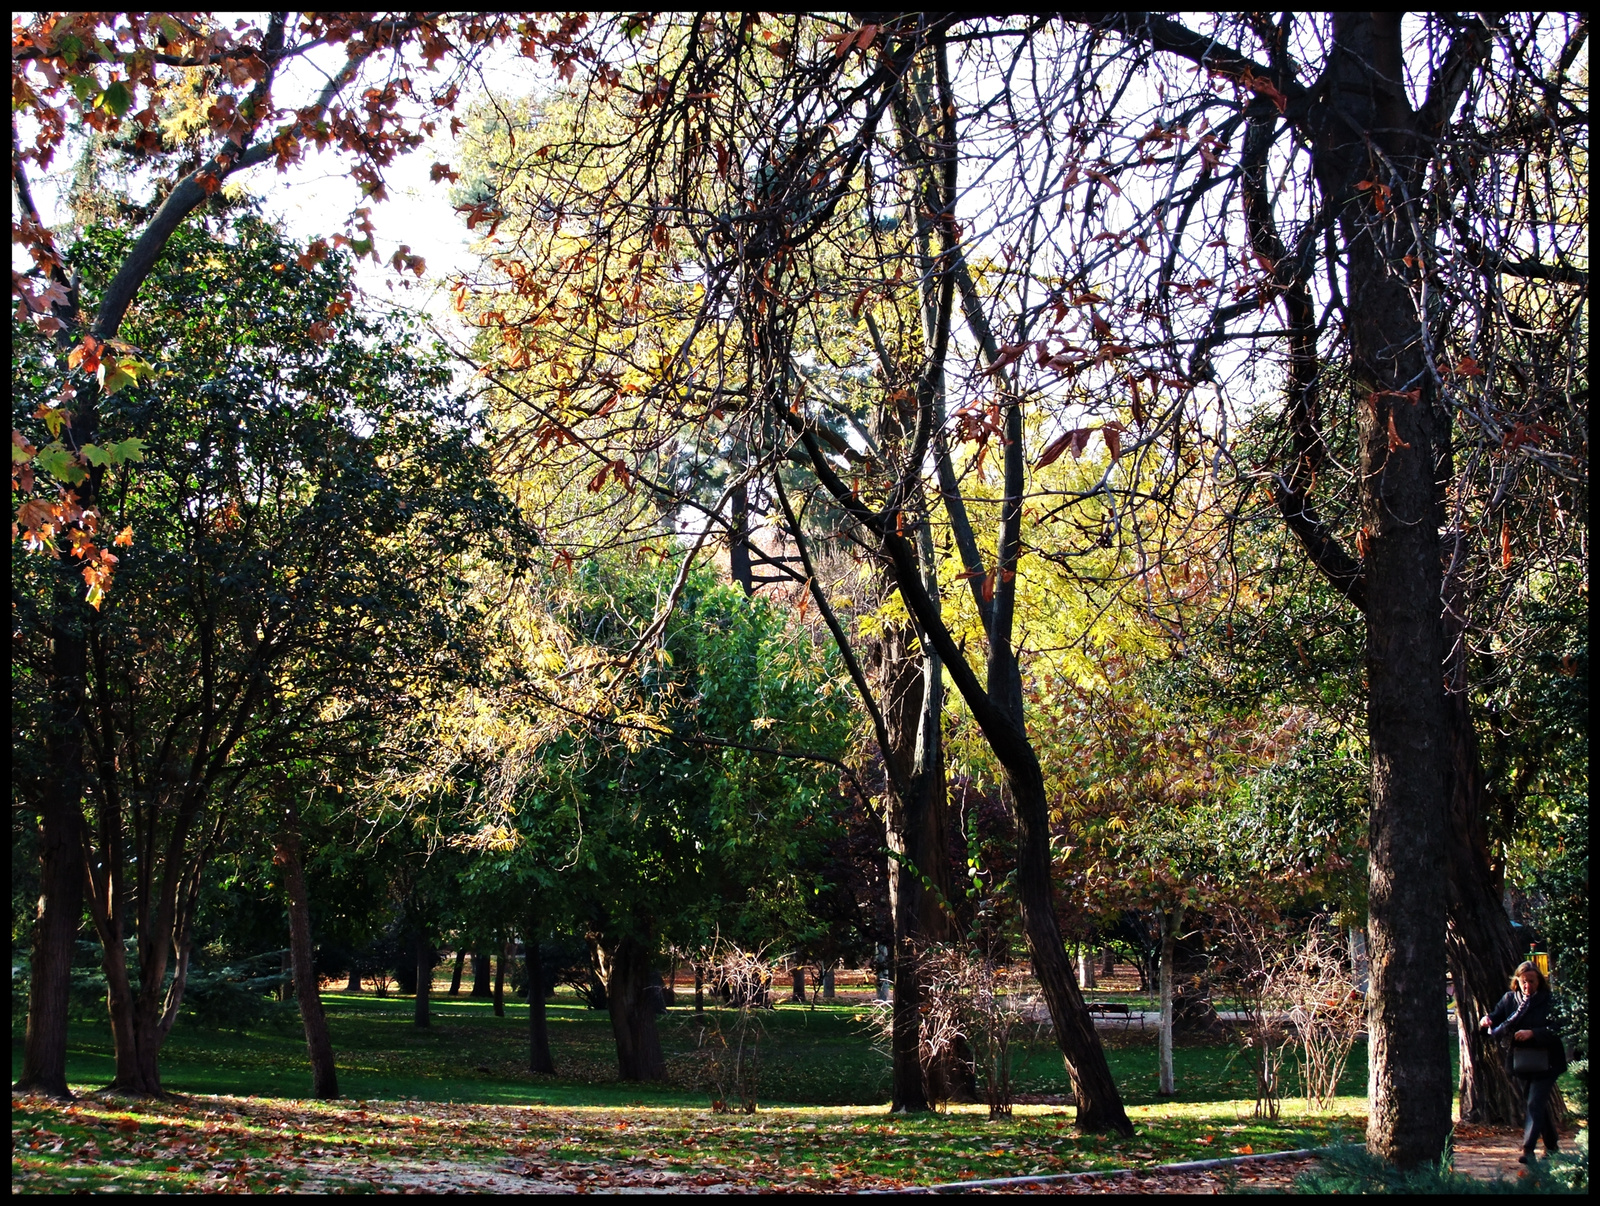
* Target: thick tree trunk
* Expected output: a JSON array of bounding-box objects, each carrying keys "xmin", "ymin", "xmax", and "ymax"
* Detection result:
[
  {"xmin": 822, "ymin": 967, "xmax": 835, "ymax": 1000},
  {"xmin": 790, "ymin": 968, "xmax": 806, "ymax": 1003},
  {"xmin": 1443, "ymin": 690, "xmax": 1528, "ymax": 1123},
  {"xmin": 524, "ymin": 925, "xmax": 555, "ymax": 1074},
  {"xmin": 17, "ymin": 573, "xmax": 91, "ymax": 1099},
  {"xmin": 449, "ymin": 948, "xmax": 466, "ymax": 995},
  {"xmin": 346, "ymin": 967, "xmax": 361, "ymax": 993},
  {"xmin": 472, "ymin": 950, "xmax": 492, "ymax": 998},
  {"xmin": 1305, "ymin": 13, "xmax": 1452, "ymax": 1167},
  {"xmin": 1078, "ymin": 948, "xmax": 1097, "ymax": 990},
  {"xmin": 602, "ymin": 936, "xmax": 666, "ymax": 1081},
  {"xmin": 276, "ymin": 813, "xmax": 339, "ymax": 1099},
  {"xmin": 413, "ymin": 932, "xmax": 432, "ymax": 1028},
  {"xmin": 101, "ymin": 932, "xmax": 164, "ymax": 1096},
  {"xmin": 1158, "ymin": 908, "xmax": 1177, "ymax": 1095},
  {"xmin": 1101, "ymin": 947, "xmax": 1115, "ymax": 977}
]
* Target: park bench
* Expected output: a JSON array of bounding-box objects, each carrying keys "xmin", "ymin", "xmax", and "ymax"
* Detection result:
[{"xmin": 1086, "ymin": 1001, "xmax": 1131, "ymax": 1015}]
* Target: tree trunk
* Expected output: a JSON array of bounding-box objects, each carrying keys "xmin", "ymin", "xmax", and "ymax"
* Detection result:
[
  {"xmin": 449, "ymin": 948, "xmax": 466, "ymax": 995},
  {"xmin": 1006, "ymin": 767, "xmax": 1136, "ymax": 1134},
  {"xmin": 1307, "ymin": 13, "xmax": 1453, "ymax": 1167},
  {"xmin": 276, "ymin": 808, "xmax": 339, "ymax": 1099},
  {"xmin": 472, "ymin": 950, "xmax": 492, "ymax": 998},
  {"xmin": 602, "ymin": 936, "xmax": 666, "ymax": 1081},
  {"xmin": 1101, "ymin": 947, "xmax": 1115, "ymax": 977},
  {"xmin": 413, "ymin": 932, "xmax": 432, "ymax": 1028},
  {"xmin": 1442, "ymin": 689, "xmax": 1528, "ymax": 1124},
  {"xmin": 694, "ymin": 964, "xmax": 705, "ymax": 1013},
  {"xmin": 346, "ymin": 966, "xmax": 361, "ymax": 993},
  {"xmin": 494, "ymin": 940, "xmax": 509, "ymax": 1017},
  {"xmin": 100, "ymin": 931, "xmax": 164, "ymax": 1096},
  {"xmin": 1078, "ymin": 947, "xmax": 1097, "ymax": 990},
  {"xmin": 729, "ymin": 478, "xmax": 754, "ymax": 596},
  {"xmin": 823, "ymin": 967, "xmax": 835, "ymax": 1000},
  {"xmin": 790, "ymin": 968, "xmax": 806, "ymax": 1003},
  {"xmin": 18, "ymin": 571, "xmax": 93, "ymax": 1099},
  {"xmin": 524, "ymin": 923, "xmax": 554, "ymax": 1074},
  {"xmin": 1159, "ymin": 908, "xmax": 1177, "ymax": 1096}
]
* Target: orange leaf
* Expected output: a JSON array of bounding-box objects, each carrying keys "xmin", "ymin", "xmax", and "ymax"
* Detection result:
[
  {"xmin": 114, "ymin": 525, "xmax": 133, "ymax": 546},
  {"xmin": 1386, "ymin": 412, "xmax": 1411, "ymax": 452},
  {"xmin": 1500, "ymin": 520, "xmax": 1512, "ymax": 570}
]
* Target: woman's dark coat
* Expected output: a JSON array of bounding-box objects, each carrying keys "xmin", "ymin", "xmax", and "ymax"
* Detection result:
[{"xmin": 1486, "ymin": 987, "xmax": 1568, "ymax": 1077}]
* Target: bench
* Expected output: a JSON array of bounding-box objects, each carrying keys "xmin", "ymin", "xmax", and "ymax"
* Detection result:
[{"xmin": 1086, "ymin": 1002, "xmax": 1131, "ymax": 1015}]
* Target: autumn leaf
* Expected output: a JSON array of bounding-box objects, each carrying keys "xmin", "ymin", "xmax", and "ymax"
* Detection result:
[
  {"xmin": 1386, "ymin": 412, "xmax": 1411, "ymax": 452},
  {"xmin": 1500, "ymin": 520, "xmax": 1512, "ymax": 569},
  {"xmin": 1102, "ymin": 421, "xmax": 1126, "ymax": 461}
]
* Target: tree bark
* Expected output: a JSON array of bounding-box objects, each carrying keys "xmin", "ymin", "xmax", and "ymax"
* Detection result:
[
  {"xmin": 413, "ymin": 932, "xmax": 432, "ymax": 1028},
  {"xmin": 823, "ymin": 967, "xmax": 835, "ymax": 1000},
  {"xmin": 494, "ymin": 940, "xmax": 509, "ymax": 1017},
  {"xmin": 449, "ymin": 948, "xmax": 466, "ymax": 995},
  {"xmin": 694, "ymin": 964, "xmax": 705, "ymax": 1013},
  {"xmin": 790, "ymin": 968, "xmax": 806, "ymax": 1003},
  {"xmin": 15, "ymin": 616, "xmax": 84, "ymax": 1099},
  {"xmin": 471, "ymin": 950, "xmax": 492, "ymax": 998},
  {"xmin": 346, "ymin": 966, "xmax": 361, "ymax": 993},
  {"xmin": 1159, "ymin": 908, "xmax": 1178, "ymax": 1096},
  {"xmin": 1304, "ymin": 13, "xmax": 1453, "ymax": 1167},
  {"xmin": 1078, "ymin": 948, "xmax": 1097, "ymax": 990},
  {"xmin": 524, "ymin": 923, "xmax": 555, "ymax": 1074},
  {"xmin": 276, "ymin": 803, "xmax": 339, "ymax": 1099},
  {"xmin": 602, "ymin": 936, "xmax": 666, "ymax": 1081},
  {"xmin": 1443, "ymin": 689, "xmax": 1528, "ymax": 1124}
]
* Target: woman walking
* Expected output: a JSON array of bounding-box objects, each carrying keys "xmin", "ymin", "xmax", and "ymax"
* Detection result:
[{"xmin": 1479, "ymin": 960, "xmax": 1567, "ymax": 1163}]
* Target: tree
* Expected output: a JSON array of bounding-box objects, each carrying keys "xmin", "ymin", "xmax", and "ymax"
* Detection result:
[
  {"xmin": 11, "ymin": 216, "xmax": 520, "ymax": 1094},
  {"xmin": 449, "ymin": 13, "xmax": 1135, "ymax": 1135},
  {"xmin": 10, "ymin": 7, "xmax": 591, "ymax": 1098}
]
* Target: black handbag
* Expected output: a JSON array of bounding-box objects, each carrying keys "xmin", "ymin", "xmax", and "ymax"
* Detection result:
[{"xmin": 1512, "ymin": 1044, "xmax": 1551, "ymax": 1076}]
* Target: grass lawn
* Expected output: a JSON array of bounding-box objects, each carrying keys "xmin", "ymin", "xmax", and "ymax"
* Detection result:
[{"xmin": 12, "ymin": 986, "xmax": 1382, "ymax": 1191}]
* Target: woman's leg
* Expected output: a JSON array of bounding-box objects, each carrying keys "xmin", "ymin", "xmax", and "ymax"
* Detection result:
[{"xmin": 1523, "ymin": 1074, "xmax": 1557, "ymax": 1155}]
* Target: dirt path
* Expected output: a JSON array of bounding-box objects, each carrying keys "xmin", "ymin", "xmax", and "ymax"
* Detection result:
[{"xmin": 1450, "ymin": 1122, "xmax": 1583, "ymax": 1182}]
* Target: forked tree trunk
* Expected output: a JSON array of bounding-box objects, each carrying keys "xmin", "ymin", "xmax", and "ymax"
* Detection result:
[
  {"xmin": 524, "ymin": 920, "xmax": 555, "ymax": 1074},
  {"xmin": 413, "ymin": 932, "xmax": 432, "ymax": 1028},
  {"xmin": 602, "ymin": 936, "xmax": 666, "ymax": 1081},
  {"xmin": 276, "ymin": 810, "xmax": 339, "ymax": 1099}
]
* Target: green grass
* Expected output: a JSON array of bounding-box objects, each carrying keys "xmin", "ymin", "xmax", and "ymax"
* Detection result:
[
  {"xmin": 13, "ymin": 986, "xmax": 1372, "ymax": 1108},
  {"xmin": 12, "ymin": 986, "xmax": 1386, "ymax": 1191}
]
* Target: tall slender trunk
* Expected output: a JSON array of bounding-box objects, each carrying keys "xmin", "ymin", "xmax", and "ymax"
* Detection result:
[
  {"xmin": 413, "ymin": 932, "xmax": 432, "ymax": 1028},
  {"xmin": 494, "ymin": 940, "xmax": 508, "ymax": 1017},
  {"xmin": 449, "ymin": 948, "xmax": 465, "ymax": 995},
  {"xmin": 17, "ymin": 548, "xmax": 92, "ymax": 1098},
  {"xmin": 602, "ymin": 936, "xmax": 666, "ymax": 1081},
  {"xmin": 1158, "ymin": 908, "xmax": 1178, "ymax": 1096},
  {"xmin": 471, "ymin": 949, "xmax": 491, "ymax": 997},
  {"xmin": 276, "ymin": 803, "xmax": 338, "ymax": 1099},
  {"xmin": 694, "ymin": 964, "xmax": 705, "ymax": 1013},
  {"xmin": 524, "ymin": 920, "xmax": 555, "ymax": 1074},
  {"xmin": 1078, "ymin": 948, "xmax": 1097, "ymax": 990}
]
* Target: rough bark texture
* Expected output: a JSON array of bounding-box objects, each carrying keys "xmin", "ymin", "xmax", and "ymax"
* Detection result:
[
  {"xmin": 1443, "ymin": 689, "xmax": 1529, "ymax": 1123},
  {"xmin": 524, "ymin": 926, "xmax": 555, "ymax": 1075},
  {"xmin": 276, "ymin": 812, "xmax": 339, "ymax": 1099},
  {"xmin": 413, "ymin": 932, "xmax": 432, "ymax": 1028},
  {"xmin": 602, "ymin": 936, "xmax": 666, "ymax": 1081},
  {"xmin": 1308, "ymin": 13, "xmax": 1452, "ymax": 1166}
]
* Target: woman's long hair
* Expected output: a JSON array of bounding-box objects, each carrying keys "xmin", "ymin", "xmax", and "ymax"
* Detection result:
[{"xmin": 1510, "ymin": 960, "xmax": 1549, "ymax": 994}]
